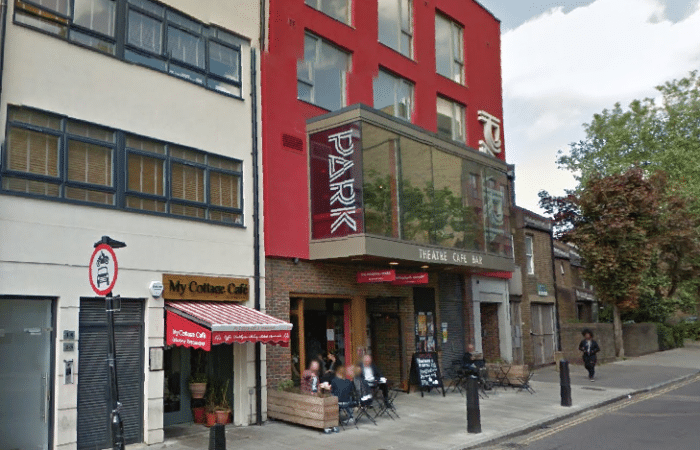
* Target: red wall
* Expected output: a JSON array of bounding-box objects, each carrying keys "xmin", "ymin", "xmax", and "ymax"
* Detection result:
[{"xmin": 262, "ymin": 0, "xmax": 505, "ymax": 259}]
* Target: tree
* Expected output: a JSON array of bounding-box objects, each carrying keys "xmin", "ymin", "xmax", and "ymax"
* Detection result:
[
  {"xmin": 554, "ymin": 70, "xmax": 700, "ymax": 323},
  {"xmin": 541, "ymin": 169, "xmax": 665, "ymax": 357}
]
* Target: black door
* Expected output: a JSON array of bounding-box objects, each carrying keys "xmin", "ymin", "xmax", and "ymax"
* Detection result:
[{"xmin": 78, "ymin": 298, "xmax": 144, "ymax": 449}]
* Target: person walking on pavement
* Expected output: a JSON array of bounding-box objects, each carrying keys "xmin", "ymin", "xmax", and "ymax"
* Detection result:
[{"xmin": 579, "ymin": 329, "xmax": 600, "ymax": 381}]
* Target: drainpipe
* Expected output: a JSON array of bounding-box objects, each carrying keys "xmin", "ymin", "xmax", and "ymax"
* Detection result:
[
  {"xmin": 0, "ymin": 0, "xmax": 9, "ymax": 105},
  {"xmin": 250, "ymin": 48, "xmax": 263, "ymax": 425},
  {"xmin": 259, "ymin": 0, "xmax": 266, "ymax": 52}
]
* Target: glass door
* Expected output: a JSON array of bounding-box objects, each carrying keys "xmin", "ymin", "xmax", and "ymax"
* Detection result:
[
  {"xmin": 0, "ymin": 299, "xmax": 53, "ymax": 450},
  {"xmin": 163, "ymin": 346, "xmax": 192, "ymax": 426}
]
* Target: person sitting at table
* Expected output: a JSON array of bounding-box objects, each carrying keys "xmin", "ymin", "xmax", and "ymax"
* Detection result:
[
  {"xmin": 301, "ymin": 359, "xmax": 321, "ymax": 395},
  {"xmin": 361, "ymin": 354, "xmax": 388, "ymax": 399},
  {"xmin": 352, "ymin": 363, "xmax": 373, "ymax": 403},
  {"xmin": 320, "ymin": 352, "xmax": 342, "ymax": 383}
]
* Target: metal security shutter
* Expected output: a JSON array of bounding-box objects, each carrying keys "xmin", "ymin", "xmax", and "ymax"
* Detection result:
[
  {"xmin": 78, "ymin": 299, "xmax": 144, "ymax": 449},
  {"xmin": 439, "ymin": 273, "xmax": 464, "ymax": 368}
]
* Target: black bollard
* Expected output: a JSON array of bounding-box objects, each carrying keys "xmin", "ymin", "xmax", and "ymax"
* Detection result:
[
  {"xmin": 466, "ymin": 375, "xmax": 482, "ymax": 433},
  {"xmin": 559, "ymin": 359, "xmax": 572, "ymax": 407},
  {"xmin": 209, "ymin": 423, "xmax": 226, "ymax": 450}
]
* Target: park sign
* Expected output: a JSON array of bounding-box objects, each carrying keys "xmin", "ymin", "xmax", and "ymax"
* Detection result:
[{"xmin": 89, "ymin": 244, "xmax": 118, "ymax": 296}]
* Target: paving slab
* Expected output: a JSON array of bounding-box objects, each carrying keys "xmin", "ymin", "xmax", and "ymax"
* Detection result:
[{"xmin": 147, "ymin": 345, "xmax": 700, "ymax": 450}]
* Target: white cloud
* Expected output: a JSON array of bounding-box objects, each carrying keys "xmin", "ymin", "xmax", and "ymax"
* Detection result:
[{"xmin": 502, "ymin": 0, "xmax": 700, "ymax": 213}]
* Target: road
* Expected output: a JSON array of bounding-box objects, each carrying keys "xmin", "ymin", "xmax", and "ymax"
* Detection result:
[{"xmin": 484, "ymin": 374, "xmax": 700, "ymax": 450}]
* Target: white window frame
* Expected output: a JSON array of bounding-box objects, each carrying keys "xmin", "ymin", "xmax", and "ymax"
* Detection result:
[
  {"xmin": 525, "ymin": 235, "xmax": 534, "ymax": 275},
  {"xmin": 297, "ymin": 33, "xmax": 350, "ymax": 110},
  {"xmin": 436, "ymin": 96, "xmax": 466, "ymax": 142},
  {"xmin": 373, "ymin": 69, "xmax": 414, "ymax": 121},
  {"xmin": 378, "ymin": 0, "xmax": 413, "ymax": 58},
  {"xmin": 435, "ymin": 12, "xmax": 464, "ymax": 84}
]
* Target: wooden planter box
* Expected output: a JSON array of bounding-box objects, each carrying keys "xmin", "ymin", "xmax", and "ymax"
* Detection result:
[
  {"xmin": 484, "ymin": 364, "xmax": 530, "ymax": 383},
  {"xmin": 267, "ymin": 390, "xmax": 338, "ymax": 430}
]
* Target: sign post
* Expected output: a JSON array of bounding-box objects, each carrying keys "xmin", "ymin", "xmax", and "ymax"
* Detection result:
[{"xmin": 89, "ymin": 236, "xmax": 126, "ymax": 450}]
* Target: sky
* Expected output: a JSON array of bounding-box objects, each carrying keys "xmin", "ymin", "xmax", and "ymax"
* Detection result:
[{"xmin": 477, "ymin": 0, "xmax": 700, "ymax": 213}]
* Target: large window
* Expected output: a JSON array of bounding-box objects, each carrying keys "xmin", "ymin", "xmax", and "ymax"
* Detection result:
[
  {"xmin": 437, "ymin": 96, "xmax": 465, "ymax": 143},
  {"xmin": 435, "ymin": 13, "xmax": 464, "ymax": 84},
  {"xmin": 378, "ymin": 0, "xmax": 412, "ymax": 58},
  {"xmin": 305, "ymin": 0, "xmax": 350, "ymax": 24},
  {"xmin": 14, "ymin": 0, "xmax": 243, "ymax": 98},
  {"xmin": 297, "ymin": 33, "xmax": 351, "ymax": 111},
  {"xmin": 2, "ymin": 106, "xmax": 243, "ymax": 225},
  {"xmin": 373, "ymin": 69, "xmax": 414, "ymax": 121}
]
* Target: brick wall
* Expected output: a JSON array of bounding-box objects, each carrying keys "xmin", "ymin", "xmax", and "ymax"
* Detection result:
[
  {"xmin": 264, "ymin": 258, "xmax": 442, "ymax": 388},
  {"xmin": 560, "ymin": 323, "xmax": 615, "ymax": 363}
]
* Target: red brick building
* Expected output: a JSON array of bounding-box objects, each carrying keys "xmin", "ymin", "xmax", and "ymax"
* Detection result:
[
  {"xmin": 262, "ymin": 0, "xmax": 514, "ymax": 390},
  {"xmin": 554, "ymin": 241, "xmax": 598, "ymax": 324}
]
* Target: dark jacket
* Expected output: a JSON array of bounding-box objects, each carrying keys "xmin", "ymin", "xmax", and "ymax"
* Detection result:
[
  {"xmin": 360, "ymin": 363, "xmax": 383, "ymax": 382},
  {"xmin": 578, "ymin": 339, "xmax": 600, "ymax": 361}
]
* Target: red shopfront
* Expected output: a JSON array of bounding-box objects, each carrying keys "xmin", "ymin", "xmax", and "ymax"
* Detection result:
[{"xmin": 162, "ymin": 274, "xmax": 291, "ymax": 427}]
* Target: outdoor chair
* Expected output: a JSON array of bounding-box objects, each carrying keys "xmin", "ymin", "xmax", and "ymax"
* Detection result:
[
  {"xmin": 353, "ymin": 379, "xmax": 378, "ymax": 425},
  {"xmin": 376, "ymin": 386, "xmax": 400, "ymax": 420},
  {"xmin": 334, "ymin": 378, "xmax": 358, "ymax": 429},
  {"xmin": 446, "ymin": 359, "xmax": 467, "ymax": 394},
  {"xmin": 495, "ymin": 364, "xmax": 512, "ymax": 390},
  {"xmin": 511, "ymin": 366, "xmax": 536, "ymax": 394}
]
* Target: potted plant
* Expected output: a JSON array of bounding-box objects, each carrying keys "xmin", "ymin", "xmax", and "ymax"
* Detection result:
[
  {"xmin": 191, "ymin": 399, "xmax": 206, "ymax": 424},
  {"xmin": 188, "ymin": 372, "xmax": 208, "ymax": 399},
  {"xmin": 189, "ymin": 350, "xmax": 208, "ymax": 399},
  {"xmin": 215, "ymin": 380, "xmax": 231, "ymax": 424},
  {"xmin": 205, "ymin": 384, "xmax": 217, "ymax": 427}
]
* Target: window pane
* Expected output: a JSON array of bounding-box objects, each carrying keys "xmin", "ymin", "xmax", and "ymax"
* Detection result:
[
  {"xmin": 2, "ymin": 177, "xmax": 60, "ymax": 197},
  {"xmin": 70, "ymin": 30, "xmax": 116, "ymax": 54},
  {"xmin": 170, "ymin": 203, "xmax": 205, "ymax": 219},
  {"xmin": 208, "ymin": 79, "xmax": 241, "ymax": 97},
  {"xmin": 208, "ymin": 155, "xmax": 241, "ymax": 172},
  {"xmin": 361, "ymin": 123, "xmax": 399, "ymax": 238},
  {"xmin": 435, "ymin": 14, "xmax": 451, "ymax": 78},
  {"xmin": 209, "ymin": 210, "xmax": 242, "ymax": 225},
  {"xmin": 432, "ymin": 150, "xmax": 471, "ymax": 248},
  {"xmin": 6, "ymin": 128, "xmax": 60, "ymax": 177},
  {"xmin": 166, "ymin": 11, "xmax": 201, "ymax": 34},
  {"xmin": 128, "ymin": 10, "xmax": 162, "ymax": 54},
  {"xmin": 9, "ymin": 107, "xmax": 61, "ymax": 130},
  {"xmin": 373, "ymin": 70, "xmax": 395, "ymax": 116},
  {"xmin": 400, "ymin": 0, "xmax": 411, "ymax": 30},
  {"xmin": 67, "ymin": 121, "xmax": 115, "ymax": 142},
  {"xmin": 210, "ymin": 171, "xmax": 240, "ymax": 209},
  {"xmin": 171, "ymin": 162, "xmax": 205, "ymax": 203},
  {"xmin": 400, "ymin": 136, "xmax": 433, "ymax": 244},
  {"xmin": 436, "ymin": 97, "xmax": 453, "ymax": 140},
  {"xmin": 378, "ymin": 0, "xmax": 399, "ymax": 51},
  {"xmin": 65, "ymin": 186, "xmax": 114, "ymax": 205},
  {"xmin": 169, "ymin": 63, "xmax": 205, "ymax": 84},
  {"xmin": 397, "ymin": 80, "xmax": 413, "ymax": 120},
  {"xmin": 126, "ymin": 135, "xmax": 166, "ymax": 154},
  {"xmin": 33, "ymin": 0, "xmax": 70, "ymax": 15},
  {"xmin": 14, "ymin": 10, "xmax": 68, "ymax": 37},
  {"xmin": 297, "ymin": 81, "xmax": 312, "ymax": 102},
  {"xmin": 67, "ymin": 140, "xmax": 113, "ymax": 187},
  {"xmin": 128, "ymin": 153, "xmax": 164, "ymax": 195},
  {"xmin": 128, "ymin": 0, "xmax": 164, "ymax": 17},
  {"xmin": 73, "ymin": 0, "xmax": 116, "ymax": 37},
  {"xmin": 170, "ymin": 146, "xmax": 205, "ymax": 164},
  {"xmin": 126, "ymin": 195, "xmax": 166, "ymax": 212},
  {"xmin": 454, "ymin": 103, "xmax": 465, "ymax": 140},
  {"xmin": 167, "ymin": 26, "xmax": 205, "ymax": 69},
  {"xmin": 400, "ymin": 32, "xmax": 411, "ymax": 57},
  {"xmin": 209, "ymin": 42, "xmax": 239, "ymax": 81},
  {"xmin": 125, "ymin": 49, "xmax": 167, "ymax": 71},
  {"xmin": 307, "ymin": 0, "xmax": 349, "ymax": 23},
  {"xmin": 314, "ymin": 40, "xmax": 349, "ymax": 111}
]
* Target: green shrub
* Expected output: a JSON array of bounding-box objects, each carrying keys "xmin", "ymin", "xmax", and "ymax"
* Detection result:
[
  {"xmin": 676, "ymin": 322, "xmax": 700, "ymax": 341},
  {"xmin": 656, "ymin": 323, "xmax": 676, "ymax": 351}
]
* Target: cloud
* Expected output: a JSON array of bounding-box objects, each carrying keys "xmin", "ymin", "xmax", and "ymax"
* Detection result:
[{"xmin": 502, "ymin": 0, "xmax": 700, "ymax": 213}]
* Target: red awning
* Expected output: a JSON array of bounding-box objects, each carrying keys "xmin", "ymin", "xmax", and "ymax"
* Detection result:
[{"xmin": 166, "ymin": 302, "xmax": 292, "ymax": 349}]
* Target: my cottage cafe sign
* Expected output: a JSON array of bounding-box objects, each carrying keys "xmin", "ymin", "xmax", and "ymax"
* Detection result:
[{"xmin": 162, "ymin": 274, "xmax": 250, "ymax": 302}]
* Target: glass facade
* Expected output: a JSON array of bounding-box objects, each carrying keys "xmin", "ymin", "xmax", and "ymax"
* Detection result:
[{"xmin": 309, "ymin": 113, "xmax": 512, "ymax": 259}]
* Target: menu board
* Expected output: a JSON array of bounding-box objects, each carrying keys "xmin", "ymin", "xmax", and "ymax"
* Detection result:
[{"xmin": 409, "ymin": 352, "xmax": 445, "ymax": 397}]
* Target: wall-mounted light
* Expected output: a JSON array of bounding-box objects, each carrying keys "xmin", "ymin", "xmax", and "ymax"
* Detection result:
[
  {"xmin": 389, "ymin": 262, "xmax": 399, "ymax": 266},
  {"xmin": 421, "ymin": 265, "xmax": 429, "ymax": 269}
]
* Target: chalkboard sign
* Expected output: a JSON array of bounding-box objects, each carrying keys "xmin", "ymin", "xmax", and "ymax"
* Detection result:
[{"xmin": 409, "ymin": 352, "xmax": 445, "ymax": 397}]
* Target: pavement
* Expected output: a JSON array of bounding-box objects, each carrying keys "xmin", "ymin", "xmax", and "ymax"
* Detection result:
[{"xmin": 148, "ymin": 341, "xmax": 700, "ymax": 450}]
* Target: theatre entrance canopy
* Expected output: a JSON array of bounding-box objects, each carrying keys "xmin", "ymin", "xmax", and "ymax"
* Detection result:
[{"xmin": 308, "ymin": 104, "xmax": 515, "ymax": 274}]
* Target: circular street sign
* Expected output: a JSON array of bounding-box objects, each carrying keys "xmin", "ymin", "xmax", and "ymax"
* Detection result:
[{"xmin": 89, "ymin": 244, "xmax": 119, "ymax": 296}]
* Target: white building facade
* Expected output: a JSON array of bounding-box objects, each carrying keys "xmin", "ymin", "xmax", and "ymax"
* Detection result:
[{"xmin": 0, "ymin": 1, "xmax": 273, "ymax": 448}]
